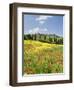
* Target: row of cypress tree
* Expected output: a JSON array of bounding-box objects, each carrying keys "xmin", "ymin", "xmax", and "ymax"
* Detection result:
[{"xmin": 24, "ymin": 34, "xmax": 63, "ymax": 44}]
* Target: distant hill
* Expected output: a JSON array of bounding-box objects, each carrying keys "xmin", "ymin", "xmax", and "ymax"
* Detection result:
[{"xmin": 44, "ymin": 34, "xmax": 62, "ymax": 38}]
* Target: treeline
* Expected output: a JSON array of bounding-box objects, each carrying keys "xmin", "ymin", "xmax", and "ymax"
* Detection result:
[{"xmin": 24, "ymin": 34, "xmax": 63, "ymax": 44}]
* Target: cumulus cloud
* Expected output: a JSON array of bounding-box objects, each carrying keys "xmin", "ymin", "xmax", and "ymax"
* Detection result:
[
  {"xmin": 28, "ymin": 27, "xmax": 48, "ymax": 34},
  {"xmin": 36, "ymin": 16, "xmax": 53, "ymax": 21},
  {"xmin": 43, "ymin": 28, "xmax": 48, "ymax": 32},
  {"xmin": 39, "ymin": 21, "xmax": 45, "ymax": 24},
  {"xmin": 36, "ymin": 15, "xmax": 53, "ymax": 24},
  {"xmin": 28, "ymin": 27, "xmax": 39, "ymax": 34}
]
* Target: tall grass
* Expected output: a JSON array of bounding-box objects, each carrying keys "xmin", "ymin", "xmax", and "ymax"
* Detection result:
[{"xmin": 24, "ymin": 40, "xmax": 63, "ymax": 74}]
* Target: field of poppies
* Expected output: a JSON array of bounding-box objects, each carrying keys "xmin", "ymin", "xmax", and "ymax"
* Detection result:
[{"xmin": 24, "ymin": 40, "xmax": 63, "ymax": 74}]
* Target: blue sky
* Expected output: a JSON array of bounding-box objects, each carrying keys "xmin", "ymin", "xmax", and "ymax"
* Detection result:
[{"xmin": 23, "ymin": 14, "xmax": 63, "ymax": 36}]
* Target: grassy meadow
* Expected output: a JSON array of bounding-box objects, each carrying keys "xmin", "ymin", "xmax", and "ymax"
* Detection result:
[{"xmin": 24, "ymin": 40, "xmax": 63, "ymax": 74}]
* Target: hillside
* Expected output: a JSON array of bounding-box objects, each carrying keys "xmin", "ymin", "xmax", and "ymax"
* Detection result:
[{"xmin": 24, "ymin": 40, "xmax": 63, "ymax": 74}]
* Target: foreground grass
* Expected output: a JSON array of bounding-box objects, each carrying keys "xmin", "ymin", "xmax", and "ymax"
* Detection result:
[{"xmin": 24, "ymin": 40, "xmax": 63, "ymax": 74}]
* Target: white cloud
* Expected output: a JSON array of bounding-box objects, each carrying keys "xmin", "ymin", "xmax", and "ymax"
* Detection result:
[
  {"xmin": 28, "ymin": 30, "xmax": 33, "ymax": 33},
  {"xmin": 36, "ymin": 15, "xmax": 53, "ymax": 24},
  {"xmin": 36, "ymin": 16, "xmax": 53, "ymax": 21},
  {"xmin": 43, "ymin": 28, "xmax": 48, "ymax": 32},
  {"xmin": 39, "ymin": 21, "xmax": 45, "ymax": 24},
  {"xmin": 28, "ymin": 27, "xmax": 48, "ymax": 34},
  {"xmin": 28, "ymin": 27, "xmax": 39, "ymax": 34}
]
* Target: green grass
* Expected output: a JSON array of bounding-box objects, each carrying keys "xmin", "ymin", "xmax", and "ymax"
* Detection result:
[{"xmin": 24, "ymin": 40, "xmax": 63, "ymax": 74}]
